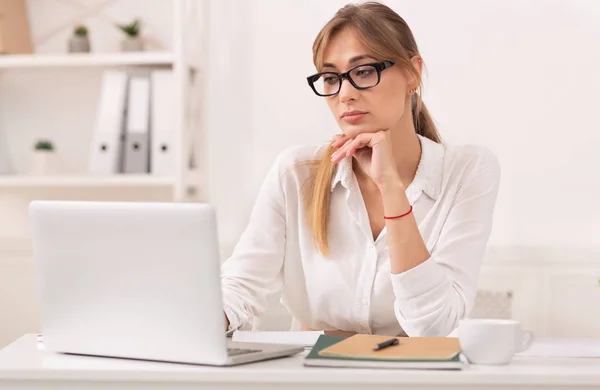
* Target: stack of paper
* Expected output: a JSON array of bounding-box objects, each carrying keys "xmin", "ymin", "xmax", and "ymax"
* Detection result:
[{"xmin": 231, "ymin": 331, "xmax": 324, "ymax": 347}]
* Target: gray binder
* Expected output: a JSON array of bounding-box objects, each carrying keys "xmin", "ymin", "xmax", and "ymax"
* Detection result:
[
  {"xmin": 123, "ymin": 75, "xmax": 151, "ymax": 174},
  {"xmin": 123, "ymin": 133, "xmax": 149, "ymax": 174}
]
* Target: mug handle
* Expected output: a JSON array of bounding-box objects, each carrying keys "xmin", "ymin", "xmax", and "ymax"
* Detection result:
[{"xmin": 518, "ymin": 330, "xmax": 535, "ymax": 352}]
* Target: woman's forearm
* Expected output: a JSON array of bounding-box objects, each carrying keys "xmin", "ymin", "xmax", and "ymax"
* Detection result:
[{"xmin": 379, "ymin": 180, "xmax": 430, "ymax": 274}]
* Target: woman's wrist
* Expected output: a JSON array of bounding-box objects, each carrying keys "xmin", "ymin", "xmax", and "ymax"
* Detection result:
[
  {"xmin": 379, "ymin": 179, "xmax": 411, "ymax": 217},
  {"xmin": 378, "ymin": 176, "xmax": 405, "ymax": 196}
]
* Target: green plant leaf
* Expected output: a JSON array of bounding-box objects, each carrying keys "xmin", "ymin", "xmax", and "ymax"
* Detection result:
[
  {"xmin": 117, "ymin": 18, "xmax": 141, "ymax": 37},
  {"xmin": 74, "ymin": 25, "xmax": 88, "ymax": 37},
  {"xmin": 34, "ymin": 140, "xmax": 54, "ymax": 151}
]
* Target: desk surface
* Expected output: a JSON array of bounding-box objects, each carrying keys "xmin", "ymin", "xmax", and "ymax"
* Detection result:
[{"xmin": 1, "ymin": 335, "xmax": 600, "ymax": 390}]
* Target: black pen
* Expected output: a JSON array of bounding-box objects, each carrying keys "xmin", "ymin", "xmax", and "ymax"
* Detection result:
[{"xmin": 372, "ymin": 337, "xmax": 399, "ymax": 351}]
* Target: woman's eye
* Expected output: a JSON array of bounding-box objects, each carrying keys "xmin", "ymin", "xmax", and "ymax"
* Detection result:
[
  {"xmin": 324, "ymin": 77, "xmax": 338, "ymax": 85},
  {"xmin": 356, "ymin": 69, "xmax": 373, "ymax": 77}
]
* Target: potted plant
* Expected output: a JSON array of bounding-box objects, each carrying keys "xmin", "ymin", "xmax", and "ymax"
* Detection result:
[
  {"xmin": 31, "ymin": 139, "xmax": 55, "ymax": 175},
  {"xmin": 117, "ymin": 19, "xmax": 143, "ymax": 52},
  {"xmin": 68, "ymin": 25, "xmax": 90, "ymax": 53}
]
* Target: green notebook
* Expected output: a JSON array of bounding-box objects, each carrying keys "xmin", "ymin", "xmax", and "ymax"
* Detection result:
[{"xmin": 304, "ymin": 335, "xmax": 463, "ymax": 370}]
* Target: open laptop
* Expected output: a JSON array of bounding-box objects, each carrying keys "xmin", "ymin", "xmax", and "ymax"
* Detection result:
[{"xmin": 29, "ymin": 200, "xmax": 303, "ymax": 366}]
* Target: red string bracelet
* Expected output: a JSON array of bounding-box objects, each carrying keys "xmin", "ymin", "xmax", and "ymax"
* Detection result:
[{"xmin": 383, "ymin": 205, "xmax": 413, "ymax": 220}]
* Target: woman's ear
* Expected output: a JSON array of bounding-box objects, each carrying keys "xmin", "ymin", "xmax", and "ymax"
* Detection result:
[
  {"xmin": 411, "ymin": 55, "xmax": 423, "ymax": 73},
  {"xmin": 408, "ymin": 55, "xmax": 423, "ymax": 89}
]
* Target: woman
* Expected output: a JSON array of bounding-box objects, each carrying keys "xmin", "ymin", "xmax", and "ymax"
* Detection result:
[{"xmin": 221, "ymin": 2, "xmax": 500, "ymax": 337}]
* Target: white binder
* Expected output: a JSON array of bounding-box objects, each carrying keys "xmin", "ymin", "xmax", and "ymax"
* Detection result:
[
  {"xmin": 150, "ymin": 70, "xmax": 176, "ymax": 176},
  {"xmin": 123, "ymin": 75, "xmax": 151, "ymax": 174},
  {"xmin": 88, "ymin": 71, "xmax": 128, "ymax": 174}
]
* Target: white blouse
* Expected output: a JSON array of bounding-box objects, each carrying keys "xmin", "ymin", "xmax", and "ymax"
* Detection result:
[{"xmin": 221, "ymin": 134, "xmax": 500, "ymax": 337}]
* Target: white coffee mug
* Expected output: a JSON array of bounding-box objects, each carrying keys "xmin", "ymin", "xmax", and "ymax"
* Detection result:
[{"xmin": 458, "ymin": 319, "xmax": 534, "ymax": 365}]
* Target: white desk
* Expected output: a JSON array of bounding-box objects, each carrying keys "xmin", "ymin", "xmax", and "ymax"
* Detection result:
[{"xmin": 1, "ymin": 335, "xmax": 600, "ymax": 390}]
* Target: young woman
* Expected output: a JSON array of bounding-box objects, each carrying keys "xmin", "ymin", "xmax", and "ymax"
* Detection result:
[{"xmin": 221, "ymin": 2, "xmax": 500, "ymax": 337}]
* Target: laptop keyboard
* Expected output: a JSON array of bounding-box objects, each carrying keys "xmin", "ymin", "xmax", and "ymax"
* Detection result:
[
  {"xmin": 39, "ymin": 334, "xmax": 262, "ymax": 358},
  {"xmin": 227, "ymin": 347, "xmax": 262, "ymax": 357}
]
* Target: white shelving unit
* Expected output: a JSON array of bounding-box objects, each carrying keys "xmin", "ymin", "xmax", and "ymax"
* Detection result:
[
  {"xmin": 0, "ymin": 175, "xmax": 175, "ymax": 188},
  {"xmin": 0, "ymin": 0, "xmax": 205, "ymax": 202},
  {"xmin": 0, "ymin": 0, "xmax": 209, "ymax": 348},
  {"xmin": 0, "ymin": 52, "xmax": 175, "ymax": 69}
]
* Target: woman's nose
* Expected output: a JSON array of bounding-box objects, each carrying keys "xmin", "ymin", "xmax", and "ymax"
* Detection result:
[{"xmin": 338, "ymin": 77, "xmax": 359, "ymax": 103}]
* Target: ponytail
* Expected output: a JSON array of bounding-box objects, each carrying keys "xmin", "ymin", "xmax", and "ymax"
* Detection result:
[
  {"xmin": 412, "ymin": 93, "xmax": 441, "ymax": 143},
  {"xmin": 302, "ymin": 145, "xmax": 336, "ymax": 257}
]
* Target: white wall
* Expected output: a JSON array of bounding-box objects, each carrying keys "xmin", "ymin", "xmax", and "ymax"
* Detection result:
[{"xmin": 205, "ymin": 0, "xmax": 600, "ymax": 251}]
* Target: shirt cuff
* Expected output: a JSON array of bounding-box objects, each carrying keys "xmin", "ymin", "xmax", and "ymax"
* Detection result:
[
  {"xmin": 390, "ymin": 257, "xmax": 447, "ymax": 300},
  {"xmin": 223, "ymin": 294, "xmax": 252, "ymax": 334}
]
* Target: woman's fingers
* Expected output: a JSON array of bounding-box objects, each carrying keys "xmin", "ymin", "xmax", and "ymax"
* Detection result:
[
  {"xmin": 331, "ymin": 134, "xmax": 347, "ymax": 148},
  {"xmin": 330, "ymin": 131, "xmax": 388, "ymax": 164},
  {"xmin": 345, "ymin": 134, "xmax": 371, "ymax": 157},
  {"xmin": 331, "ymin": 137, "xmax": 353, "ymax": 162},
  {"xmin": 331, "ymin": 133, "xmax": 375, "ymax": 162}
]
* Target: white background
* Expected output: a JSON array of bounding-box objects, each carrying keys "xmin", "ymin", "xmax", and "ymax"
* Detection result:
[{"xmin": 1, "ymin": 0, "xmax": 600, "ymax": 346}]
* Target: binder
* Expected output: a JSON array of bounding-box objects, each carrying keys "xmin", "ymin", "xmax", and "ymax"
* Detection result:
[
  {"xmin": 123, "ymin": 75, "xmax": 151, "ymax": 174},
  {"xmin": 88, "ymin": 71, "xmax": 128, "ymax": 174},
  {"xmin": 150, "ymin": 70, "xmax": 176, "ymax": 176}
]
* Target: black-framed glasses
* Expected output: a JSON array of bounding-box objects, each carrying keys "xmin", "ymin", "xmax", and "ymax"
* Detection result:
[{"xmin": 306, "ymin": 60, "xmax": 395, "ymax": 97}]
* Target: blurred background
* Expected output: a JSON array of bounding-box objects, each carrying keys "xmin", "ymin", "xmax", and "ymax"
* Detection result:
[{"xmin": 1, "ymin": 0, "xmax": 599, "ymax": 347}]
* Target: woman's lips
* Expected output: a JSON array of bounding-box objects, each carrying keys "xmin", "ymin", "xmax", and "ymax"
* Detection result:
[{"xmin": 341, "ymin": 113, "xmax": 367, "ymax": 123}]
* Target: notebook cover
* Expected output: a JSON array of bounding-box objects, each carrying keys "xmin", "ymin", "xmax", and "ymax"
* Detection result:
[
  {"xmin": 320, "ymin": 334, "xmax": 460, "ymax": 360},
  {"xmin": 305, "ymin": 335, "xmax": 346, "ymax": 360},
  {"xmin": 305, "ymin": 335, "xmax": 461, "ymax": 365}
]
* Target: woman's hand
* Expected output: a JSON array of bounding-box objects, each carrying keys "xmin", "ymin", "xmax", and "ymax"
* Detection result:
[
  {"xmin": 330, "ymin": 130, "xmax": 403, "ymax": 189},
  {"xmin": 301, "ymin": 323, "xmax": 358, "ymax": 337}
]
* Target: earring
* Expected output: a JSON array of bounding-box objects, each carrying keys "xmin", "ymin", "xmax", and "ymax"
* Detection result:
[{"xmin": 409, "ymin": 89, "xmax": 416, "ymax": 94}]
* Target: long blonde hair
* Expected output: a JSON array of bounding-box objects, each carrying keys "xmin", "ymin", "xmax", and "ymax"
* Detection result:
[{"xmin": 303, "ymin": 2, "xmax": 441, "ymax": 257}]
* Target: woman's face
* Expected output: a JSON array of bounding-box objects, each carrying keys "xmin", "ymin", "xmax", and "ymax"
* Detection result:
[{"xmin": 320, "ymin": 28, "xmax": 420, "ymax": 139}]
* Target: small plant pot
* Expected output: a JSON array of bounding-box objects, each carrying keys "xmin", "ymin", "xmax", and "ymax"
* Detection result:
[
  {"xmin": 68, "ymin": 36, "xmax": 91, "ymax": 53},
  {"xmin": 31, "ymin": 150, "xmax": 54, "ymax": 175},
  {"xmin": 121, "ymin": 37, "xmax": 144, "ymax": 52}
]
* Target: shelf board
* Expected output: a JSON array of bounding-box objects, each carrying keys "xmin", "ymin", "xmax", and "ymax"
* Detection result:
[
  {"xmin": 0, "ymin": 52, "xmax": 174, "ymax": 69},
  {"xmin": 0, "ymin": 175, "xmax": 175, "ymax": 188}
]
